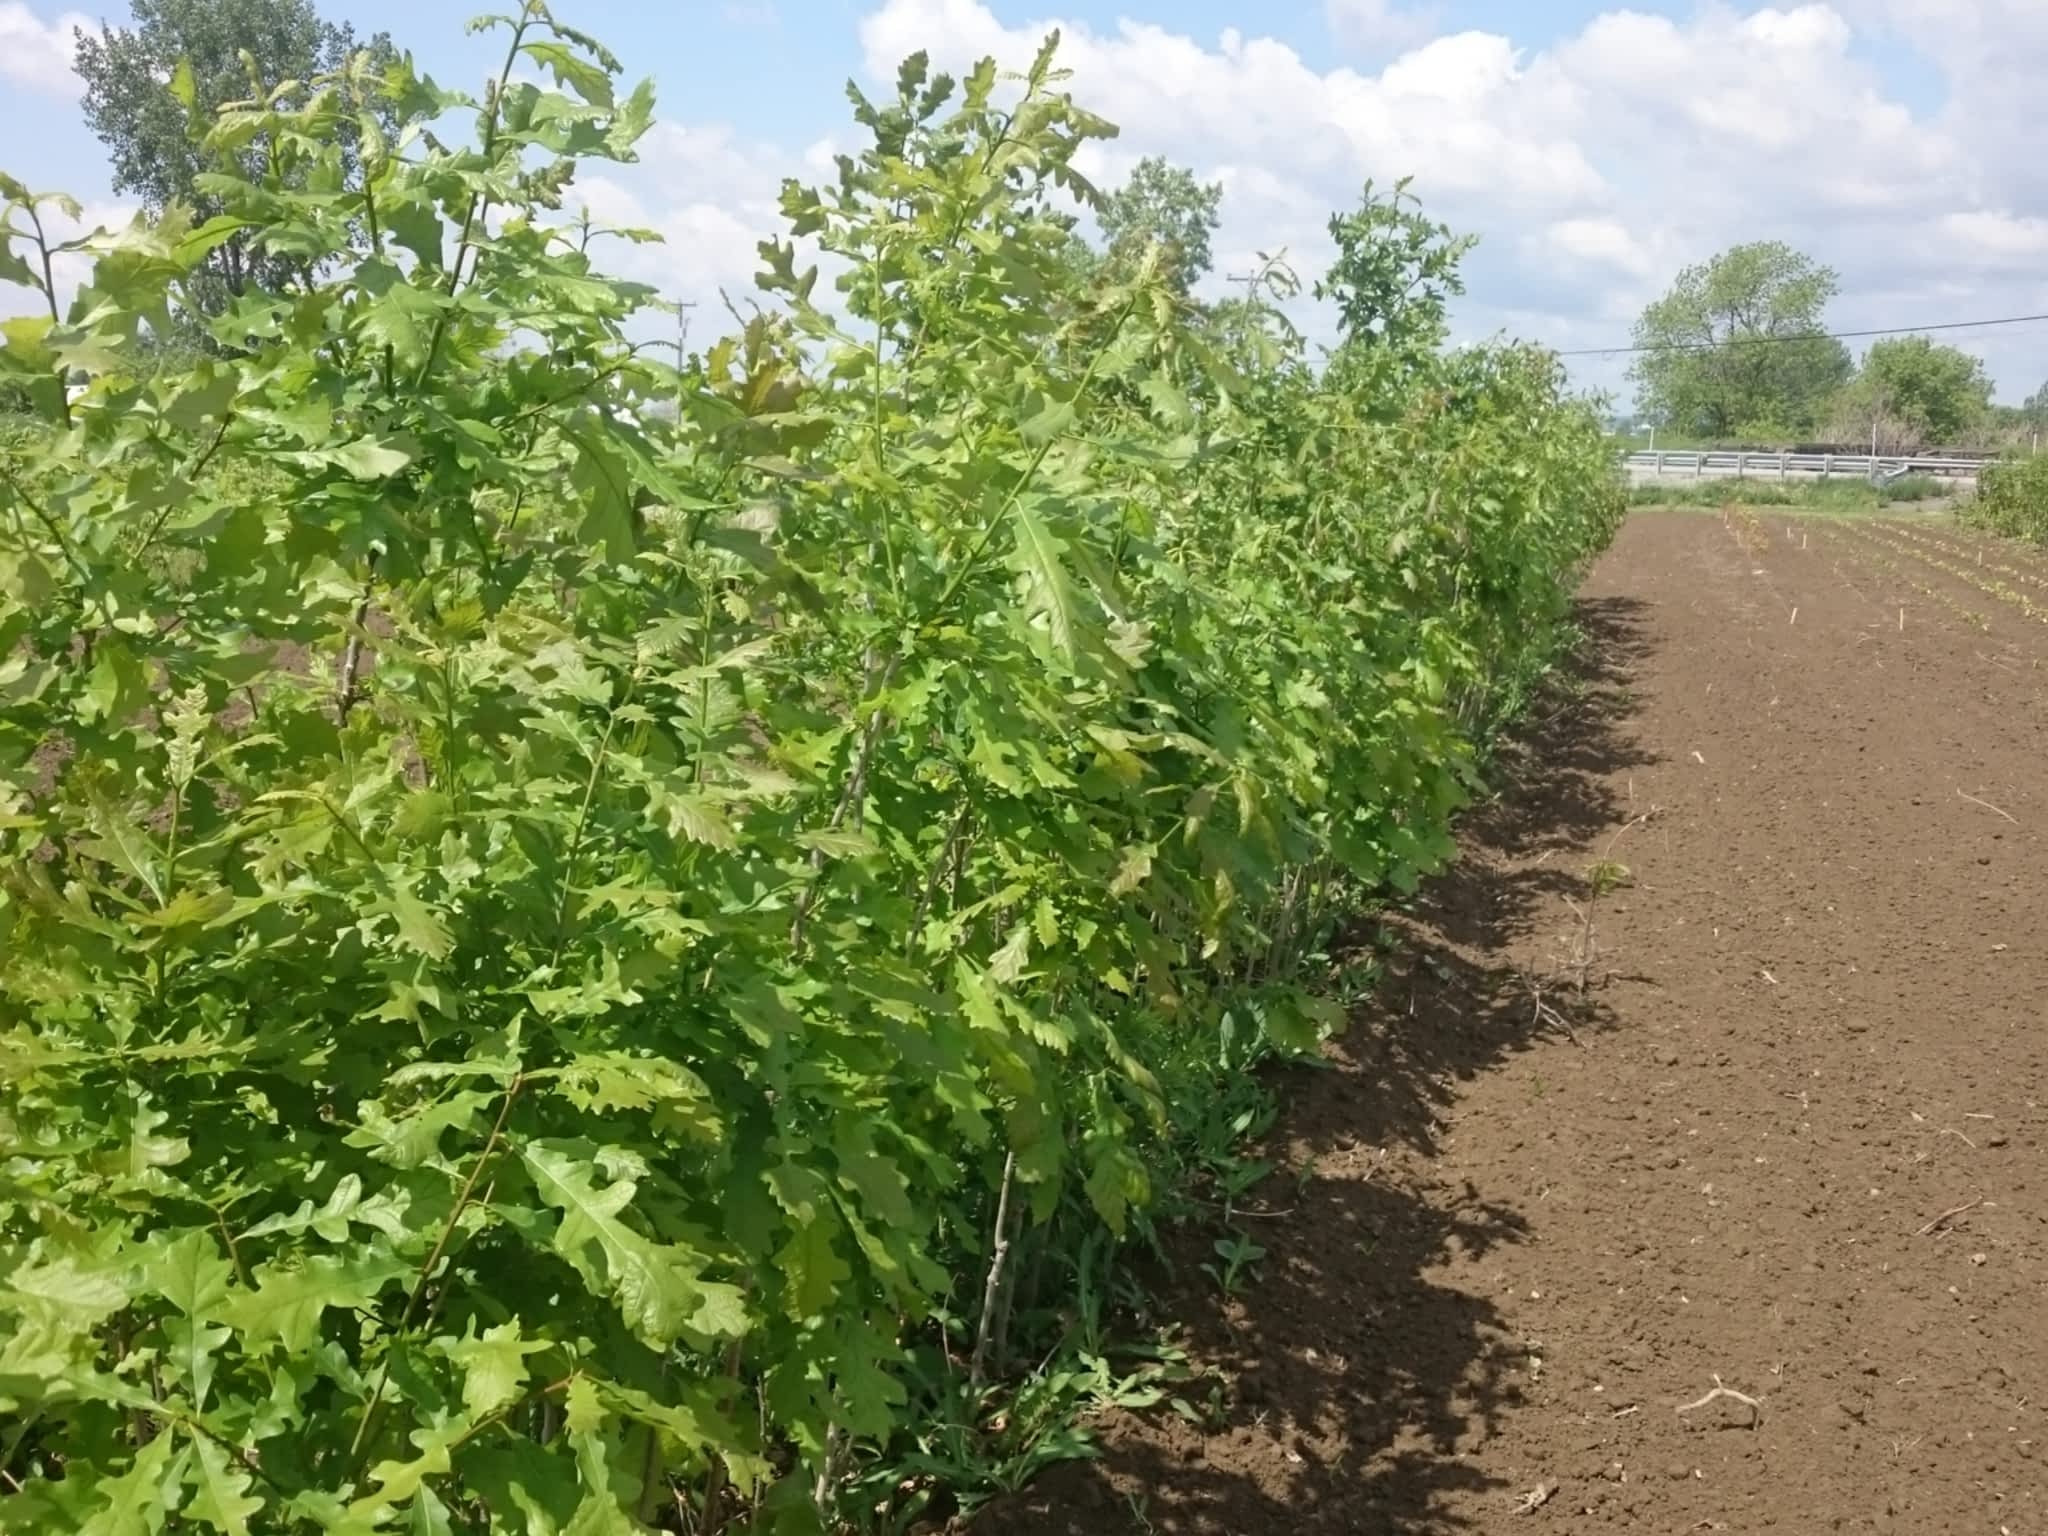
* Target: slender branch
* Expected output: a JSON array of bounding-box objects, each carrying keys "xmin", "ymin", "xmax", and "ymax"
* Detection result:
[
  {"xmin": 134, "ymin": 410, "xmax": 235, "ymax": 567},
  {"xmin": 692, "ymin": 576, "xmax": 717, "ymax": 790},
  {"xmin": 310, "ymin": 791, "xmax": 378, "ymax": 863},
  {"xmin": 336, "ymin": 565, "xmax": 379, "ymax": 724},
  {"xmin": 904, "ymin": 103, "xmax": 1019, "ymax": 370},
  {"xmin": 631, "ymin": 1358, "xmax": 675, "ymax": 1526},
  {"xmin": 0, "ymin": 463, "xmax": 87, "ymax": 582},
  {"xmin": 696, "ymin": 1340, "xmax": 747, "ymax": 1536},
  {"xmin": 907, "ymin": 799, "xmax": 972, "ymax": 952},
  {"xmin": 445, "ymin": 1373, "xmax": 576, "ymax": 1457},
  {"xmin": 1956, "ymin": 787, "xmax": 2018, "ymax": 826},
  {"xmin": 152, "ymin": 755, "xmax": 189, "ymax": 1003},
  {"xmin": 1675, "ymin": 1374, "xmax": 1762, "ymax": 1426},
  {"xmin": 550, "ymin": 692, "xmax": 627, "ymax": 967},
  {"xmin": 23, "ymin": 203, "xmax": 70, "ymax": 431},
  {"xmin": 185, "ymin": 410, "xmax": 235, "ymax": 484},
  {"xmin": 968, "ymin": 1151, "xmax": 1018, "ymax": 1395},
  {"xmin": 414, "ymin": 8, "xmax": 533, "ymax": 391},
  {"xmin": 812, "ymin": 1423, "xmax": 840, "ymax": 1514},
  {"xmin": 868, "ymin": 257, "xmax": 898, "ymax": 589},
  {"xmin": 211, "ymin": 1204, "xmax": 252, "ymax": 1289},
  {"xmin": 23, "ymin": 205, "xmax": 60, "ymax": 328},
  {"xmin": 1916, "ymin": 1197, "xmax": 1983, "ymax": 1237},
  {"xmin": 787, "ymin": 657, "xmax": 899, "ymax": 950},
  {"xmin": 503, "ymin": 341, "xmax": 669, "ymax": 432},
  {"xmin": 0, "ymin": 1409, "xmax": 43, "ymax": 1492},
  {"xmin": 928, "ymin": 287, "xmax": 1144, "ymax": 624},
  {"xmin": 349, "ymin": 1075, "xmax": 524, "ymax": 1477},
  {"xmin": 355, "ymin": 124, "xmax": 396, "ymax": 396}
]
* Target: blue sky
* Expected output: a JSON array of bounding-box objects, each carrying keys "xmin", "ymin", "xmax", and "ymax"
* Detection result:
[{"xmin": 4, "ymin": 0, "xmax": 2045, "ymax": 404}]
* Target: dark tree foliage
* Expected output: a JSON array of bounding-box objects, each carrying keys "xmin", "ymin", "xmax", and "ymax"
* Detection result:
[{"xmin": 74, "ymin": 0, "xmax": 395, "ymax": 308}]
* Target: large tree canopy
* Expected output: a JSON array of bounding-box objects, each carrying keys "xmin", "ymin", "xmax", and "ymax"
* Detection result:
[
  {"xmin": 73, "ymin": 0, "xmax": 394, "ymax": 308},
  {"xmin": 1630, "ymin": 241, "xmax": 1850, "ymax": 440}
]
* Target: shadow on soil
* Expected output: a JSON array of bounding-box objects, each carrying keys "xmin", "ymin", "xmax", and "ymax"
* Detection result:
[{"xmin": 971, "ymin": 594, "xmax": 1659, "ymax": 1536}]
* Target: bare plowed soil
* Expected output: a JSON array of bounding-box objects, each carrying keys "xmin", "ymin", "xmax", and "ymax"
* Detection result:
[{"xmin": 978, "ymin": 511, "xmax": 2048, "ymax": 1535}]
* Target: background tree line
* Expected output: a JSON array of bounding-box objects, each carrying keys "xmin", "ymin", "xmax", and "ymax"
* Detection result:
[{"xmin": 1629, "ymin": 239, "xmax": 2043, "ymax": 452}]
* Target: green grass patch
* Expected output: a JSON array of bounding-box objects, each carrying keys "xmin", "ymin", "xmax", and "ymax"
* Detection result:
[{"xmin": 1627, "ymin": 473, "xmax": 1952, "ymax": 511}]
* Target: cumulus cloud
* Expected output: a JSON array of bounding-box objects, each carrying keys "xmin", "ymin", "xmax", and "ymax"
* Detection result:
[
  {"xmin": 1324, "ymin": 0, "xmax": 1439, "ymax": 55},
  {"xmin": 1932, "ymin": 212, "xmax": 2048, "ymax": 271},
  {"xmin": 1531, "ymin": 218, "xmax": 1665, "ymax": 282},
  {"xmin": 0, "ymin": 2, "xmax": 86, "ymax": 97},
  {"xmin": 858, "ymin": 4, "xmax": 1605, "ymax": 215}
]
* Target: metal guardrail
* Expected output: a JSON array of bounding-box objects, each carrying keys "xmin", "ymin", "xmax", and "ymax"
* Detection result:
[{"xmin": 1622, "ymin": 450, "xmax": 1984, "ymax": 481}]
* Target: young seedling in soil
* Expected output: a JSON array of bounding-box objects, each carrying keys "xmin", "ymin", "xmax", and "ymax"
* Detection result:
[
  {"xmin": 1723, "ymin": 504, "xmax": 1769, "ymax": 556},
  {"xmin": 1558, "ymin": 810, "xmax": 1658, "ymax": 996},
  {"xmin": 1561, "ymin": 858, "xmax": 1631, "ymax": 995},
  {"xmin": 1516, "ymin": 810, "xmax": 1658, "ymax": 1045},
  {"xmin": 1202, "ymin": 1232, "xmax": 1267, "ymax": 1299}
]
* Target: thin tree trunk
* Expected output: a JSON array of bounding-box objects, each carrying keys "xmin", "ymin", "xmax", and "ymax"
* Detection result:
[{"xmin": 969, "ymin": 1151, "xmax": 1018, "ymax": 1394}]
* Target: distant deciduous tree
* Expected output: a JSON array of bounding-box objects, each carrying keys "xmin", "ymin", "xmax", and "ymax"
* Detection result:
[
  {"xmin": 1630, "ymin": 241, "xmax": 1849, "ymax": 440},
  {"xmin": 1826, "ymin": 335, "xmax": 1993, "ymax": 451},
  {"xmin": 73, "ymin": 0, "xmax": 395, "ymax": 309},
  {"xmin": 1097, "ymin": 156, "xmax": 1222, "ymax": 296}
]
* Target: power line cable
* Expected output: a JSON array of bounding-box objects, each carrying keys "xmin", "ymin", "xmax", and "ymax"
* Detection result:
[{"xmin": 1555, "ymin": 311, "xmax": 2048, "ymax": 358}]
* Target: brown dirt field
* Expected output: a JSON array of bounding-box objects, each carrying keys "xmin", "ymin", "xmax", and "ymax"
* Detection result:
[
  {"xmin": 1829, "ymin": 522, "xmax": 2048, "ymax": 645},
  {"xmin": 975, "ymin": 510, "xmax": 2048, "ymax": 1535}
]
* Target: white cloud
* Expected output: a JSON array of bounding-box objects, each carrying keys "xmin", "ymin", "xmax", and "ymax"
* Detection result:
[
  {"xmin": 1931, "ymin": 212, "xmax": 2048, "ymax": 271},
  {"xmin": 858, "ymin": 4, "xmax": 1605, "ymax": 216},
  {"xmin": 1324, "ymin": 0, "xmax": 1439, "ymax": 55},
  {"xmin": 848, "ymin": 0, "xmax": 2048, "ymax": 399},
  {"xmin": 0, "ymin": 3, "xmax": 86, "ymax": 97},
  {"xmin": 1843, "ymin": 0, "xmax": 2048, "ymax": 208},
  {"xmin": 1541, "ymin": 6, "xmax": 1948, "ymax": 198},
  {"xmin": 1534, "ymin": 218, "xmax": 1663, "ymax": 281}
]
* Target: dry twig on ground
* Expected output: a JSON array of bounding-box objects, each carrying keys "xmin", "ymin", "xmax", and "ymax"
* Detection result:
[
  {"xmin": 1677, "ymin": 1374, "xmax": 1763, "ymax": 1427},
  {"xmin": 1916, "ymin": 1198, "xmax": 1983, "ymax": 1237},
  {"xmin": 1956, "ymin": 788, "xmax": 2019, "ymax": 825}
]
